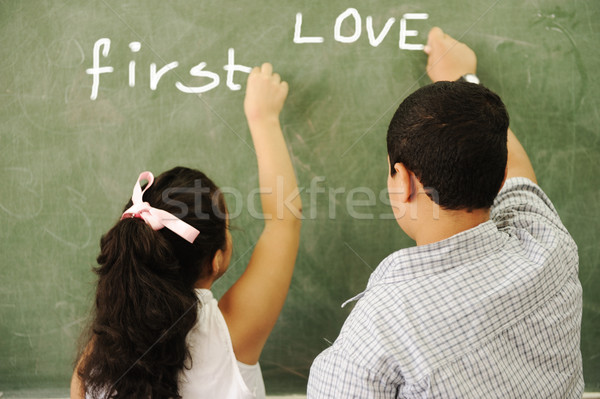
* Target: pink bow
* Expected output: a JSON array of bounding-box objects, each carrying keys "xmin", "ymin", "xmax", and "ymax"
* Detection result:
[{"xmin": 121, "ymin": 172, "xmax": 200, "ymax": 244}]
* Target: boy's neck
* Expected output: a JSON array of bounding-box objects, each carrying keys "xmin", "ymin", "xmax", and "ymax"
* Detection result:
[{"xmin": 414, "ymin": 207, "xmax": 490, "ymax": 246}]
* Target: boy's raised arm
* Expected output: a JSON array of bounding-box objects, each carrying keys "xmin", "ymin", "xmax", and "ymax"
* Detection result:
[{"xmin": 424, "ymin": 27, "xmax": 536, "ymax": 184}]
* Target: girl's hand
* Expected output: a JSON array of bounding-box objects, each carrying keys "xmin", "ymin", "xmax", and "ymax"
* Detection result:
[{"xmin": 244, "ymin": 63, "xmax": 289, "ymax": 125}]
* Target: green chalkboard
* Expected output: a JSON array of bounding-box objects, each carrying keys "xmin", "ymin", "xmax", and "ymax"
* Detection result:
[{"xmin": 1, "ymin": 0, "xmax": 599, "ymax": 395}]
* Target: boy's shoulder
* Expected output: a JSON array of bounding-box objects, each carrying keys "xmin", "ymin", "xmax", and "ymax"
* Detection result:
[{"xmin": 491, "ymin": 177, "xmax": 574, "ymax": 244}]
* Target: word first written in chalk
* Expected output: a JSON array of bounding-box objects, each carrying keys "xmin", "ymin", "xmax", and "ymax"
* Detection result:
[{"xmin": 86, "ymin": 42, "xmax": 250, "ymax": 101}]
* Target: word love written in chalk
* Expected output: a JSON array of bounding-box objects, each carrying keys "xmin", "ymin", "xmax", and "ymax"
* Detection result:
[
  {"xmin": 86, "ymin": 8, "xmax": 429, "ymax": 100},
  {"xmin": 294, "ymin": 9, "xmax": 428, "ymax": 49}
]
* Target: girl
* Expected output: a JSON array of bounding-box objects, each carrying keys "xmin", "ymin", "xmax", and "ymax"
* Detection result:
[{"xmin": 71, "ymin": 63, "xmax": 302, "ymax": 399}]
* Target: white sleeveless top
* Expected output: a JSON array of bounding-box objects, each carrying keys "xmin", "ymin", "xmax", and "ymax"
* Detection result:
[{"xmin": 178, "ymin": 289, "xmax": 266, "ymax": 399}]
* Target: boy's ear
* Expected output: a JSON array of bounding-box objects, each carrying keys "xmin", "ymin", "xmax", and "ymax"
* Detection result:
[{"xmin": 392, "ymin": 162, "xmax": 413, "ymax": 203}]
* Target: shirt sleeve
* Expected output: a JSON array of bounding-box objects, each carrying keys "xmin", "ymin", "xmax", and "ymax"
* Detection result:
[
  {"xmin": 307, "ymin": 346, "xmax": 398, "ymax": 399},
  {"xmin": 491, "ymin": 177, "xmax": 570, "ymax": 236}
]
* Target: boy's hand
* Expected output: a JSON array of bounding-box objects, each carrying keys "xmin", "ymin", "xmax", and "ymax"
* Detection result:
[
  {"xmin": 424, "ymin": 27, "xmax": 477, "ymax": 83},
  {"xmin": 244, "ymin": 63, "xmax": 289, "ymax": 125}
]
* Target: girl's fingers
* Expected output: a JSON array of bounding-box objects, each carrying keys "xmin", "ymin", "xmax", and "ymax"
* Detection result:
[{"xmin": 261, "ymin": 62, "xmax": 273, "ymax": 75}]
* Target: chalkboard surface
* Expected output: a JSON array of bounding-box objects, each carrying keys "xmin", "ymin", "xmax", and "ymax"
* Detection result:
[{"xmin": 1, "ymin": 0, "xmax": 598, "ymax": 394}]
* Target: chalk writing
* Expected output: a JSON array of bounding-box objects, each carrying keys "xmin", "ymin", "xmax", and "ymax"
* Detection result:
[
  {"xmin": 87, "ymin": 8, "xmax": 428, "ymax": 100},
  {"xmin": 86, "ymin": 39, "xmax": 250, "ymax": 100},
  {"xmin": 294, "ymin": 8, "xmax": 429, "ymax": 49}
]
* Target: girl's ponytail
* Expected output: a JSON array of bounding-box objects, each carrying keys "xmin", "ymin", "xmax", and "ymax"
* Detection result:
[{"xmin": 78, "ymin": 167, "xmax": 227, "ymax": 399}]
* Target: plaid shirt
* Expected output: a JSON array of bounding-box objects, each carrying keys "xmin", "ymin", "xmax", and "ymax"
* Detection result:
[{"xmin": 307, "ymin": 178, "xmax": 583, "ymax": 398}]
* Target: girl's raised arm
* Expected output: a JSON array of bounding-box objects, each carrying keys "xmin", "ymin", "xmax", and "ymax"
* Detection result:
[{"xmin": 218, "ymin": 63, "xmax": 302, "ymax": 365}]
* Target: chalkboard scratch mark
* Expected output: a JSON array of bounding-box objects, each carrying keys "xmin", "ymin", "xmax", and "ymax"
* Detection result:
[
  {"xmin": 329, "ymin": 113, "xmax": 343, "ymax": 138},
  {"xmin": 44, "ymin": 38, "xmax": 85, "ymax": 68},
  {"xmin": 291, "ymin": 154, "xmax": 312, "ymax": 173},
  {"xmin": 253, "ymin": 25, "xmax": 281, "ymax": 45},
  {"xmin": 12, "ymin": 332, "xmax": 34, "ymax": 348},
  {"xmin": 15, "ymin": 91, "xmax": 52, "ymax": 133},
  {"xmin": 583, "ymin": 301, "xmax": 600, "ymax": 315},
  {"xmin": 307, "ymin": 119, "xmax": 315, "ymax": 134},
  {"xmin": 0, "ymin": 167, "xmax": 43, "ymax": 219},
  {"xmin": 42, "ymin": 187, "xmax": 92, "ymax": 248},
  {"xmin": 199, "ymin": 98, "xmax": 255, "ymax": 153},
  {"xmin": 261, "ymin": 360, "xmax": 308, "ymax": 380},
  {"xmin": 72, "ymin": 39, "xmax": 85, "ymax": 66},
  {"xmin": 61, "ymin": 317, "xmax": 87, "ymax": 333},
  {"xmin": 480, "ymin": 34, "xmax": 536, "ymax": 49},
  {"xmin": 295, "ymin": 133, "xmax": 306, "ymax": 145},
  {"xmin": 340, "ymin": 92, "xmax": 405, "ymax": 158},
  {"xmin": 560, "ymin": 212, "xmax": 600, "ymax": 221},
  {"xmin": 554, "ymin": 21, "xmax": 588, "ymax": 111},
  {"xmin": 43, "ymin": 228, "xmax": 80, "ymax": 249},
  {"xmin": 344, "ymin": 242, "xmax": 374, "ymax": 271},
  {"xmin": 13, "ymin": 317, "xmax": 86, "ymax": 340},
  {"xmin": 538, "ymin": 12, "xmax": 588, "ymax": 111}
]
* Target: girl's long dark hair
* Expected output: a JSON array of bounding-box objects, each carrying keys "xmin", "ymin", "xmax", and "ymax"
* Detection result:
[{"xmin": 76, "ymin": 167, "xmax": 227, "ymax": 399}]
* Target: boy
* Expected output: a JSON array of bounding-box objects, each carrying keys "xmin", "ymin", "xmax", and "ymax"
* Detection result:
[{"xmin": 307, "ymin": 27, "xmax": 583, "ymax": 398}]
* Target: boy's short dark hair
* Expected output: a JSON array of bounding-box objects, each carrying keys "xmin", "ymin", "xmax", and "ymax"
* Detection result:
[{"xmin": 387, "ymin": 81, "xmax": 509, "ymax": 211}]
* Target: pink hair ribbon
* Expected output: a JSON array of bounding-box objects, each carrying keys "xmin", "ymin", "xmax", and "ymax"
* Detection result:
[{"xmin": 120, "ymin": 171, "xmax": 200, "ymax": 244}]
